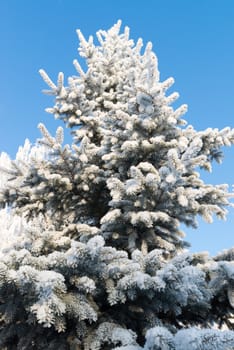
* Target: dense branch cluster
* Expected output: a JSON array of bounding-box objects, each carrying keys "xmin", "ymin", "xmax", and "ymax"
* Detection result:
[{"xmin": 0, "ymin": 21, "xmax": 233, "ymax": 349}]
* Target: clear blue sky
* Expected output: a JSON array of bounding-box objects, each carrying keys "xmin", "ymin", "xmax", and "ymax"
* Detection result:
[{"xmin": 0, "ymin": 0, "xmax": 233, "ymax": 255}]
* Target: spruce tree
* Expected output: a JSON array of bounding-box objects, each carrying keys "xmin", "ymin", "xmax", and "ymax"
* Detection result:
[{"xmin": 0, "ymin": 21, "xmax": 234, "ymax": 349}]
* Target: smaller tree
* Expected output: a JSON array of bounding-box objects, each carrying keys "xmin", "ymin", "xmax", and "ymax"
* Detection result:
[{"xmin": 0, "ymin": 21, "xmax": 233, "ymax": 349}]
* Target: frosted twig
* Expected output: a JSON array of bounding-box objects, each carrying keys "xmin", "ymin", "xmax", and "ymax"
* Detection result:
[{"xmin": 39, "ymin": 69, "xmax": 57, "ymax": 90}]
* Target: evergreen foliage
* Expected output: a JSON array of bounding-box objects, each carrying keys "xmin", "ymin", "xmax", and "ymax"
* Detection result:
[{"xmin": 0, "ymin": 21, "xmax": 233, "ymax": 349}]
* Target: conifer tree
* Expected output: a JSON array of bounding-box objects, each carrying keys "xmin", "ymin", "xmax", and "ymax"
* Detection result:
[{"xmin": 0, "ymin": 21, "xmax": 234, "ymax": 349}]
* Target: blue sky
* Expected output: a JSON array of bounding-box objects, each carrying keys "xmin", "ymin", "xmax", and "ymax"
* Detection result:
[{"xmin": 0, "ymin": 0, "xmax": 233, "ymax": 255}]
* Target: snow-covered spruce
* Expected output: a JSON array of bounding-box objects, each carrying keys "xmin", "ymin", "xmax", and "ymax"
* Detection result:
[{"xmin": 0, "ymin": 21, "xmax": 233, "ymax": 349}]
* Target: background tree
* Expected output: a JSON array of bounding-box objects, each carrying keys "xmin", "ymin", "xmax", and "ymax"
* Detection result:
[{"xmin": 0, "ymin": 21, "xmax": 233, "ymax": 349}]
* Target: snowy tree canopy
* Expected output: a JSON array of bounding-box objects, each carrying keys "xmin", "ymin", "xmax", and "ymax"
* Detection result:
[{"xmin": 0, "ymin": 20, "xmax": 233, "ymax": 349}]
